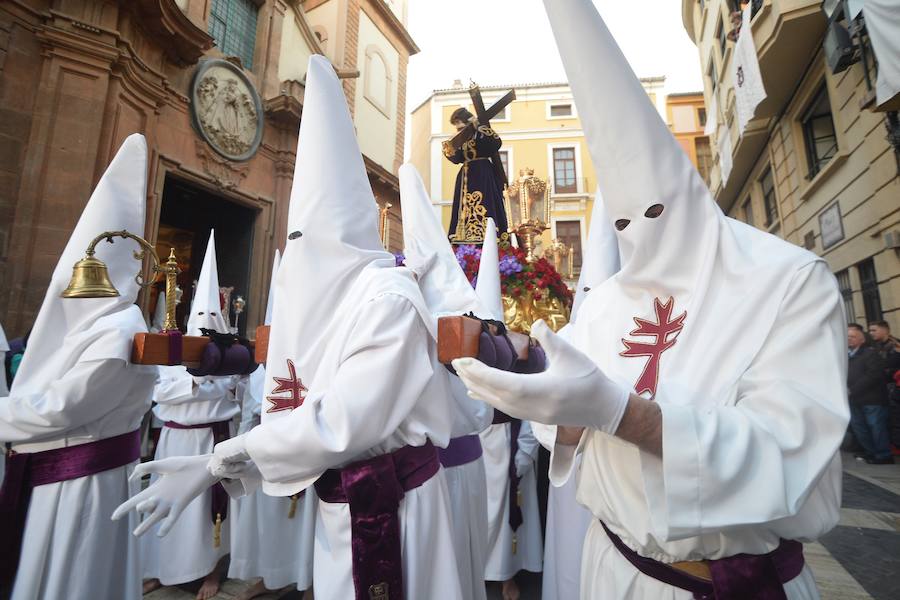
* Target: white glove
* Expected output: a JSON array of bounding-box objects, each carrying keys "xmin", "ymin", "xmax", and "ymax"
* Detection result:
[
  {"xmin": 452, "ymin": 319, "xmax": 630, "ymax": 434},
  {"xmin": 514, "ymin": 449, "xmax": 533, "ymax": 478},
  {"xmin": 207, "ymin": 433, "xmax": 252, "ymax": 478},
  {"xmin": 111, "ymin": 455, "xmax": 219, "ymax": 537}
]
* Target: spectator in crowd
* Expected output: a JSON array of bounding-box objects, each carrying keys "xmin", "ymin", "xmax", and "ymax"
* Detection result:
[
  {"xmin": 848, "ymin": 323, "xmax": 894, "ymax": 464},
  {"xmin": 868, "ymin": 320, "xmax": 900, "ymax": 453}
]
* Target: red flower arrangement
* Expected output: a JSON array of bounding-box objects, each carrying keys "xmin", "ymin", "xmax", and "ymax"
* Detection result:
[{"xmin": 455, "ymin": 244, "xmax": 573, "ymax": 307}]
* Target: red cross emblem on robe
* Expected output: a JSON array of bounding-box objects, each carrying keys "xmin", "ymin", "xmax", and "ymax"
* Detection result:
[
  {"xmin": 266, "ymin": 359, "xmax": 307, "ymax": 413},
  {"xmin": 619, "ymin": 297, "xmax": 686, "ymax": 397}
]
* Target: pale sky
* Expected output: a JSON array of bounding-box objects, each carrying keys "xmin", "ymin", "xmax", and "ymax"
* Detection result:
[{"xmin": 405, "ymin": 0, "xmax": 704, "ymax": 115}]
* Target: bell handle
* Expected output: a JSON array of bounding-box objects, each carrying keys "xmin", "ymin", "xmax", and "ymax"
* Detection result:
[{"xmin": 84, "ymin": 230, "xmax": 162, "ymax": 289}]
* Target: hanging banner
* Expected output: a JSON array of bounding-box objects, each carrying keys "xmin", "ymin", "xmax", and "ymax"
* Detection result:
[
  {"xmin": 704, "ymin": 90, "xmax": 718, "ymax": 137},
  {"xmin": 863, "ymin": 0, "xmax": 900, "ymax": 110},
  {"xmin": 732, "ymin": 3, "xmax": 767, "ymax": 135},
  {"xmin": 718, "ymin": 123, "xmax": 733, "ymax": 186}
]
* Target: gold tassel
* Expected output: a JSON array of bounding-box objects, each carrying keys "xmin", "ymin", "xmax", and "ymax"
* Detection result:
[
  {"xmin": 512, "ymin": 533, "xmax": 518, "ymax": 555},
  {"xmin": 288, "ymin": 494, "xmax": 299, "ymax": 519},
  {"xmin": 517, "ymin": 488, "xmax": 523, "ymax": 507},
  {"xmin": 213, "ymin": 513, "xmax": 222, "ymax": 548}
]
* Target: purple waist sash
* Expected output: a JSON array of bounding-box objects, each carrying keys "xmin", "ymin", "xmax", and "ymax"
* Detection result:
[
  {"xmin": 163, "ymin": 420, "xmax": 231, "ymax": 525},
  {"xmin": 492, "ymin": 410, "xmax": 514, "ymax": 424},
  {"xmin": 600, "ymin": 521, "xmax": 805, "ymax": 600},
  {"xmin": 438, "ymin": 434, "xmax": 483, "ymax": 468},
  {"xmin": 314, "ymin": 441, "xmax": 440, "ymax": 600},
  {"xmin": 0, "ymin": 430, "xmax": 141, "ymax": 590}
]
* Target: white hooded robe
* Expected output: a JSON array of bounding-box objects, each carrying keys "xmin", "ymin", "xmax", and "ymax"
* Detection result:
[
  {"xmin": 140, "ymin": 231, "xmax": 239, "ymax": 584},
  {"xmin": 236, "ymin": 56, "xmax": 463, "ymax": 600},
  {"xmin": 0, "ymin": 134, "xmax": 157, "ymax": 600},
  {"xmin": 541, "ymin": 1, "xmax": 849, "ymax": 598},
  {"xmin": 400, "ymin": 164, "xmax": 494, "ymax": 600}
]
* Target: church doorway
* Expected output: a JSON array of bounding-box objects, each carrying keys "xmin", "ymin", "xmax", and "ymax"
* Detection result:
[{"xmin": 154, "ymin": 175, "xmax": 257, "ymax": 336}]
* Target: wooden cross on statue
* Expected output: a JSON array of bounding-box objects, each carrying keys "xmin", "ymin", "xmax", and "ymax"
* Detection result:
[{"xmin": 446, "ymin": 83, "xmax": 516, "ymax": 186}]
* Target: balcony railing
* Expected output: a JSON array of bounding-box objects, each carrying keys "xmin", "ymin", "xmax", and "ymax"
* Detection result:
[{"xmin": 548, "ymin": 177, "xmax": 592, "ymax": 197}]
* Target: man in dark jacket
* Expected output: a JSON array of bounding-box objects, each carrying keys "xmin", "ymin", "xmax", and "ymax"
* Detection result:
[
  {"xmin": 868, "ymin": 320, "xmax": 900, "ymax": 451},
  {"xmin": 848, "ymin": 323, "xmax": 893, "ymax": 464}
]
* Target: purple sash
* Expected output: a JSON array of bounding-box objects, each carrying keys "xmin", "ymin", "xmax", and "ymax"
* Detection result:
[
  {"xmin": 163, "ymin": 420, "xmax": 231, "ymax": 525},
  {"xmin": 438, "ymin": 434, "xmax": 483, "ymax": 468},
  {"xmin": 600, "ymin": 521, "xmax": 805, "ymax": 599},
  {"xmin": 0, "ymin": 430, "xmax": 141, "ymax": 591},
  {"xmin": 314, "ymin": 441, "xmax": 440, "ymax": 600},
  {"xmin": 492, "ymin": 410, "xmax": 514, "ymax": 424}
]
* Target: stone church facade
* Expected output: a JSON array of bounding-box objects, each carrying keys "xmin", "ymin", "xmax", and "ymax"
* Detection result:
[{"xmin": 0, "ymin": 0, "xmax": 415, "ymax": 337}]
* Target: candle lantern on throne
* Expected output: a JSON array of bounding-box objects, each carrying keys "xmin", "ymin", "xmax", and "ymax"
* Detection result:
[
  {"xmin": 497, "ymin": 168, "xmax": 571, "ymax": 334},
  {"xmin": 503, "ymin": 168, "xmax": 550, "ymax": 262}
]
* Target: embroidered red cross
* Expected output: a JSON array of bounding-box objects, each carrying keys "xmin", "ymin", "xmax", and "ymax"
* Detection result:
[
  {"xmin": 619, "ymin": 297, "xmax": 686, "ymax": 397},
  {"xmin": 266, "ymin": 359, "xmax": 307, "ymax": 413}
]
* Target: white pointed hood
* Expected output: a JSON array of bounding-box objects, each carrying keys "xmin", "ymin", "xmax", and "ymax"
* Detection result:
[
  {"xmin": 186, "ymin": 231, "xmax": 228, "ymax": 336},
  {"xmin": 545, "ymin": 0, "xmax": 819, "ymax": 397},
  {"xmin": 149, "ymin": 291, "xmax": 166, "ymax": 333},
  {"xmin": 274, "ymin": 54, "xmax": 395, "ymax": 359},
  {"xmin": 262, "ymin": 55, "xmax": 404, "ymax": 409},
  {"xmin": 475, "ymin": 218, "xmax": 504, "ymax": 322},
  {"xmin": 263, "ymin": 250, "xmax": 281, "ymax": 326},
  {"xmin": 11, "ymin": 134, "xmax": 151, "ymax": 396},
  {"xmin": 570, "ymin": 189, "xmax": 620, "ymax": 321},
  {"xmin": 399, "ymin": 164, "xmax": 489, "ymax": 319}
]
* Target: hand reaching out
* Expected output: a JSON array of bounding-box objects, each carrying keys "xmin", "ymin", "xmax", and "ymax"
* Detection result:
[{"xmin": 111, "ymin": 455, "xmax": 218, "ymax": 537}]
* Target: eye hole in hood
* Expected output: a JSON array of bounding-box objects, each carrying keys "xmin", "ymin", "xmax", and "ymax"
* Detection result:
[
  {"xmin": 615, "ymin": 219, "xmax": 630, "ymax": 231},
  {"xmin": 644, "ymin": 204, "xmax": 664, "ymax": 218}
]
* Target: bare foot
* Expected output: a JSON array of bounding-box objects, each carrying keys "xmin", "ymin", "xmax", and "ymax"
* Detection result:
[
  {"xmin": 501, "ymin": 578, "xmax": 520, "ymax": 600},
  {"xmin": 233, "ymin": 579, "xmax": 270, "ymax": 600},
  {"xmin": 143, "ymin": 579, "xmax": 162, "ymax": 595},
  {"xmin": 196, "ymin": 570, "xmax": 220, "ymax": 600}
]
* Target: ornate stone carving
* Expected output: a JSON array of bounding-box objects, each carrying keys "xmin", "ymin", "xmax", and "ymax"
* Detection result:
[
  {"xmin": 190, "ymin": 59, "xmax": 264, "ymax": 162},
  {"xmin": 194, "ymin": 140, "xmax": 249, "ymax": 190}
]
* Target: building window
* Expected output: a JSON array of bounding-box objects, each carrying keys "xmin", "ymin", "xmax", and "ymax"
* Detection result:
[
  {"xmin": 208, "ymin": 0, "xmax": 259, "ymax": 69},
  {"xmin": 857, "ymin": 258, "xmax": 883, "ymax": 323},
  {"xmin": 549, "ymin": 103, "xmax": 573, "ymax": 118},
  {"xmin": 492, "ymin": 105, "xmax": 510, "ymax": 121},
  {"xmin": 742, "ymin": 197, "xmax": 754, "ymax": 226},
  {"xmin": 836, "ymin": 269, "xmax": 854, "ymax": 323},
  {"xmin": 760, "ymin": 167, "xmax": 778, "ymax": 227},
  {"xmin": 698, "ymin": 107, "xmax": 707, "ymax": 128},
  {"xmin": 498, "ymin": 150, "xmax": 510, "ymax": 177},
  {"xmin": 364, "ymin": 45, "xmax": 393, "ymax": 117},
  {"xmin": 553, "ymin": 147, "xmax": 577, "ymax": 194},
  {"xmin": 707, "ymin": 60, "xmax": 718, "ymax": 95},
  {"xmin": 672, "ymin": 105, "xmax": 697, "ymax": 133},
  {"xmin": 801, "ymin": 85, "xmax": 838, "ymax": 178},
  {"xmin": 556, "ymin": 221, "xmax": 583, "ymax": 270},
  {"xmin": 716, "ymin": 16, "xmax": 727, "ymax": 57},
  {"xmin": 695, "ymin": 137, "xmax": 712, "ymax": 185}
]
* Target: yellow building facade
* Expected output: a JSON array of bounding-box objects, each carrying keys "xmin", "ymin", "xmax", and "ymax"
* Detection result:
[
  {"xmin": 683, "ymin": 0, "xmax": 900, "ymax": 330},
  {"xmin": 409, "ymin": 78, "xmax": 674, "ymax": 276},
  {"xmin": 667, "ymin": 92, "xmax": 714, "ymax": 186}
]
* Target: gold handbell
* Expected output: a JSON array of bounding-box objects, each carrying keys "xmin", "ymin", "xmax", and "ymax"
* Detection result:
[
  {"xmin": 61, "ymin": 255, "xmax": 119, "ymax": 298},
  {"xmin": 213, "ymin": 512, "xmax": 222, "ymax": 548},
  {"xmin": 512, "ymin": 533, "xmax": 518, "ymax": 555},
  {"xmin": 288, "ymin": 494, "xmax": 299, "ymax": 519}
]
